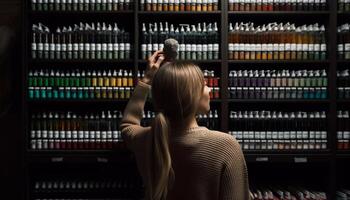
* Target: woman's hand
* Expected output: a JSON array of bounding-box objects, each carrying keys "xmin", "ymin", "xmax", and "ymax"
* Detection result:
[{"xmin": 141, "ymin": 50, "xmax": 165, "ymax": 85}]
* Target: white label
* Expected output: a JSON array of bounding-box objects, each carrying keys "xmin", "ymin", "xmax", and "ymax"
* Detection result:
[
  {"xmin": 321, "ymin": 44, "xmax": 327, "ymax": 51},
  {"xmin": 102, "ymin": 43, "xmax": 107, "ymax": 51},
  {"xmin": 120, "ymin": 43, "xmax": 125, "ymax": 51},
  {"xmin": 256, "ymin": 157, "xmax": 269, "ymax": 162},
  {"xmin": 294, "ymin": 157, "xmax": 308, "ymax": 163},
  {"xmin": 49, "ymin": 43, "xmax": 55, "ymax": 51},
  {"xmin": 55, "ymin": 44, "xmax": 61, "ymax": 51},
  {"xmin": 32, "ymin": 43, "xmax": 37, "ymax": 50}
]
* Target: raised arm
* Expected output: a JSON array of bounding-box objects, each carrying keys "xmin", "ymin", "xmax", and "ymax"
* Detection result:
[{"xmin": 119, "ymin": 50, "xmax": 165, "ymax": 151}]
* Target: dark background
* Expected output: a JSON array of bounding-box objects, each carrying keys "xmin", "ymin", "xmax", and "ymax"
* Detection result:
[{"xmin": 0, "ymin": 0, "xmax": 22, "ymax": 199}]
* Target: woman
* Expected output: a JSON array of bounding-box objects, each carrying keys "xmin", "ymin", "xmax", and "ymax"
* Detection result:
[{"xmin": 120, "ymin": 50, "xmax": 250, "ymax": 200}]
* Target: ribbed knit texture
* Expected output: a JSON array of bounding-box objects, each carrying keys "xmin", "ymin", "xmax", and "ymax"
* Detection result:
[{"xmin": 120, "ymin": 81, "xmax": 250, "ymax": 200}]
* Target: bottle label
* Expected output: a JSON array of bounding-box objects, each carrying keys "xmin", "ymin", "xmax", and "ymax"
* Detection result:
[
  {"xmin": 102, "ymin": 43, "xmax": 107, "ymax": 51},
  {"xmin": 338, "ymin": 44, "xmax": 344, "ymax": 52},
  {"xmin": 96, "ymin": 44, "xmax": 102, "ymax": 51},
  {"xmin": 55, "ymin": 44, "xmax": 61, "ymax": 51},
  {"xmin": 291, "ymin": 43, "xmax": 296, "ymax": 51},
  {"xmin": 108, "ymin": 43, "xmax": 113, "ymax": 51},
  {"xmin": 191, "ymin": 44, "xmax": 196, "ymax": 52},
  {"xmin": 141, "ymin": 44, "xmax": 147, "ymax": 51},
  {"xmin": 279, "ymin": 43, "xmax": 284, "ymax": 51},
  {"xmin": 180, "ymin": 44, "xmax": 186, "ymax": 51},
  {"xmin": 308, "ymin": 44, "xmax": 314, "ymax": 52},
  {"xmin": 62, "ymin": 44, "xmax": 67, "ymax": 51},
  {"xmin": 314, "ymin": 44, "xmax": 320, "ymax": 51},
  {"xmin": 147, "ymin": 44, "xmax": 152, "ymax": 51},
  {"xmin": 79, "ymin": 43, "xmax": 84, "ymax": 51},
  {"xmin": 297, "ymin": 44, "xmax": 303, "ymax": 51},
  {"xmin": 91, "ymin": 43, "xmax": 96, "ymax": 51},
  {"xmin": 67, "ymin": 43, "xmax": 72, "ymax": 51},
  {"xmin": 202, "ymin": 45, "xmax": 208, "ymax": 51},
  {"xmin": 44, "ymin": 43, "xmax": 49, "ymax": 51},
  {"xmin": 273, "ymin": 44, "xmax": 279, "ymax": 51},
  {"xmin": 197, "ymin": 44, "xmax": 202, "ymax": 51},
  {"xmin": 208, "ymin": 44, "xmax": 213, "ymax": 51},
  {"xmin": 285, "ymin": 43, "xmax": 291, "ymax": 51},
  {"xmin": 186, "ymin": 44, "xmax": 191, "ymax": 51},
  {"xmin": 345, "ymin": 43, "xmax": 350, "ymax": 51},
  {"xmin": 302, "ymin": 44, "xmax": 308, "ymax": 51},
  {"xmin": 113, "ymin": 43, "xmax": 119, "ymax": 51},
  {"xmin": 126, "ymin": 43, "xmax": 131, "ymax": 50},
  {"xmin": 214, "ymin": 44, "xmax": 219, "ymax": 51},
  {"xmin": 120, "ymin": 43, "xmax": 125, "ymax": 51},
  {"xmin": 153, "ymin": 44, "xmax": 159, "ymax": 51},
  {"xmin": 321, "ymin": 44, "xmax": 326, "ymax": 51},
  {"xmin": 31, "ymin": 43, "xmax": 37, "ymax": 50},
  {"xmin": 73, "ymin": 43, "xmax": 79, "ymax": 51},
  {"xmin": 85, "ymin": 43, "xmax": 90, "ymax": 51},
  {"xmin": 229, "ymin": 43, "xmax": 234, "ymax": 51}
]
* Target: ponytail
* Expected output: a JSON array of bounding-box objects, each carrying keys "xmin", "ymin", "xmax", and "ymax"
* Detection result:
[{"xmin": 149, "ymin": 112, "xmax": 174, "ymax": 200}]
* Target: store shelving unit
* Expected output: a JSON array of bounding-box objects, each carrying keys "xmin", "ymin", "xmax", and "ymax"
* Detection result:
[{"xmin": 22, "ymin": 0, "xmax": 349, "ymax": 199}]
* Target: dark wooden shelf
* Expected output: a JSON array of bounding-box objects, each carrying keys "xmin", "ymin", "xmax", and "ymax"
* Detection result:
[
  {"xmin": 28, "ymin": 99, "xmax": 130, "ymax": 104},
  {"xmin": 138, "ymin": 11, "xmax": 221, "ymax": 15},
  {"xmin": 227, "ymin": 99, "xmax": 330, "ymax": 103},
  {"xmin": 228, "ymin": 60, "xmax": 330, "ymax": 64},
  {"xmin": 337, "ymin": 60, "xmax": 350, "ymax": 64},
  {"xmin": 228, "ymin": 11, "xmax": 329, "ymax": 15},
  {"xmin": 244, "ymin": 153, "xmax": 331, "ymax": 163},
  {"xmin": 338, "ymin": 11, "xmax": 350, "ymax": 15},
  {"xmin": 29, "ymin": 10, "xmax": 134, "ymax": 15},
  {"xmin": 27, "ymin": 150, "xmax": 135, "ymax": 164},
  {"xmin": 336, "ymin": 151, "xmax": 350, "ymax": 159},
  {"xmin": 337, "ymin": 99, "xmax": 350, "ymax": 103},
  {"xmin": 30, "ymin": 59, "xmax": 134, "ymax": 64}
]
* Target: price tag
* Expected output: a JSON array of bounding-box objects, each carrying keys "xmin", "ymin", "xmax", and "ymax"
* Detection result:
[
  {"xmin": 97, "ymin": 157, "xmax": 109, "ymax": 163},
  {"xmin": 256, "ymin": 157, "xmax": 269, "ymax": 162},
  {"xmin": 51, "ymin": 157, "xmax": 63, "ymax": 162},
  {"xmin": 294, "ymin": 157, "xmax": 308, "ymax": 163}
]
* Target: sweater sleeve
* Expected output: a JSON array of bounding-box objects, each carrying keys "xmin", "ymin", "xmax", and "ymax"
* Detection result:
[
  {"xmin": 119, "ymin": 81, "xmax": 152, "ymax": 151},
  {"xmin": 219, "ymin": 137, "xmax": 250, "ymax": 200}
]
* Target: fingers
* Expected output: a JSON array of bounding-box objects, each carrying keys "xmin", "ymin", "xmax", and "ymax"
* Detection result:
[
  {"xmin": 153, "ymin": 55, "xmax": 165, "ymax": 68},
  {"xmin": 148, "ymin": 50, "xmax": 164, "ymax": 64}
]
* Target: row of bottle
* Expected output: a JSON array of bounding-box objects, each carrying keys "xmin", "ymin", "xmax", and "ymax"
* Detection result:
[
  {"xmin": 32, "ymin": 23, "xmax": 131, "ymax": 60},
  {"xmin": 337, "ymin": 87, "xmax": 350, "ymax": 99},
  {"xmin": 338, "ymin": 0, "xmax": 350, "ymax": 11},
  {"xmin": 231, "ymin": 131, "xmax": 327, "ymax": 140},
  {"xmin": 141, "ymin": 22, "xmax": 219, "ymax": 60},
  {"xmin": 31, "ymin": 0, "xmax": 134, "ymax": 11},
  {"xmin": 337, "ymin": 110, "xmax": 350, "ymax": 150},
  {"xmin": 203, "ymin": 70, "xmax": 220, "ymax": 98},
  {"xmin": 140, "ymin": 0, "xmax": 219, "ymax": 11},
  {"xmin": 229, "ymin": 70, "xmax": 328, "ymax": 88},
  {"xmin": 28, "ymin": 86, "xmax": 133, "ymax": 99},
  {"xmin": 228, "ymin": 22, "xmax": 327, "ymax": 60},
  {"xmin": 229, "ymin": 0, "xmax": 327, "ymax": 11},
  {"xmin": 30, "ymin": 138, "xmax": 125, "ymax": 149},
  {"xmin": 337, "ymin": 189, "xmax": 350, "ymax": 200},
  {"xmin": 28, "ymin": 69, "xmax": 134, "ymax": 88},
  {"xmin": 229, "ymin": 133, "xmax": 328, "ymax": 150},
  {"xmin": 337, "ymin": 70, "xmax": 350, "ymax": 87},
  {"xmin": 228, "ymin": 87, "xmax": 327, "ymax": 99},
  {"xmin": 229, "ymin": 111, "xmax": 327, "ymax": 131},
  {"xmin": 337, "ymin": 24, "xmax": 350, "ymax": 60},
  {"xmin": 33, "ymin": 178, "xmax": 141, "ymax": 193},
  {"xmin": 250, "ymin": 187, "xmax": 327, "ymax": 200}
]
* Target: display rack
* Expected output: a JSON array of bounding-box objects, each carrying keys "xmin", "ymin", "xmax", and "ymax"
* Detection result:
[{"xmin": 22, "ymin": 0, "xmax": 349, "ymax": 199}]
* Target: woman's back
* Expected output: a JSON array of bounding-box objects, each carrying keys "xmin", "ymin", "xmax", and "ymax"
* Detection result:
[{"xmin": 120, "ymin": 58, "xmax": 250, "ymax": 200}]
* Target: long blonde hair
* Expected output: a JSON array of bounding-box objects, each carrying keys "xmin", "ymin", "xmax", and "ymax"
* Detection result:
[{"xmin": 149, "ymin": 62, "xmax": 205, "ymax": 200}]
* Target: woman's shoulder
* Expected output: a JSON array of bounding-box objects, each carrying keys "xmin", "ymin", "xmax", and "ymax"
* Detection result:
[{"xmin": 203, "ymin": 128, "xmax": 241, "ymax": 150}]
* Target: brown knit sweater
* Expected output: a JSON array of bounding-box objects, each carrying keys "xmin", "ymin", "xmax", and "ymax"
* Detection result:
[{"xmin": 120, "ymin": 81, "xmax": 250, "ymax": 200}]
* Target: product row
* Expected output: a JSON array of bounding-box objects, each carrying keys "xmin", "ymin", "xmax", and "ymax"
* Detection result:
[
  {"xmin": 230, "ymin": 131, "xmax": 327, "ymax": 140},
  {"xmin": 337, "ymin": 189, "xmax": 350, "ymax": 200},
  {"xmin": 338, "ymin": 23, "xmax": 350, "ymax": 60},
  {"xmin": 140, "ymin": 0, "xmax": 219, "ymax": 12},
  {"xmin": 30, "ymin": 0, "xmax": 134, "ymax": 11},
  {"xmin": 337, "ymin": 110, "xmax": 350, "ymax": 150},
  {"xmin": 250, "ymin": 187, "xmax": 327, "ymax": 200},
  {"xmin": 141, "ymin": 22, "xmax": 219, "ymax": 60},
  {"xmin": 337, "ymin": 70, "xmax": 350, "ymax": 87},
  {"xmin": 229, "ymin": 136, "xmax": 328, "ymax": 150},
  {"xmin": 228, "ymin": 22, "xmax": 327, "ymax": 61},
  {"xmin": 229, "ymin": 0, "xmax": 328, "ymax": 11},
  {"xmin": 229, "ymin": 111, "xmax": 327, "ymax": 131},
  {"xmin": 229, "ymin": 69, "xmax": 328, "ymax": 88},
  {"xmin": 28, "ymin": 86, "xmax": 133, "ymax": 99},
  {"xmin": 337, "ymin": 88, "xmax": 350, "ymax": 99},
  {"xmin": 32, "ymin": 23, "xmax": 131, "ymax": 60},
  {"xmin": 338, "ymin": 0, "xmax": 350, "ymax": 12},
  {"xmin": 228, "ymin": 87, "xmax": 327, "ymax": 99},
  {"xmin": 28, "ymin": 69, "xmax": 134, "ymax": 88}
]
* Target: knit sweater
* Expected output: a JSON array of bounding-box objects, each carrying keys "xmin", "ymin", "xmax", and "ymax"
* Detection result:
[{"xmin": 120, "ymin": 81, "xmax": 250, "ymax": 200}]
